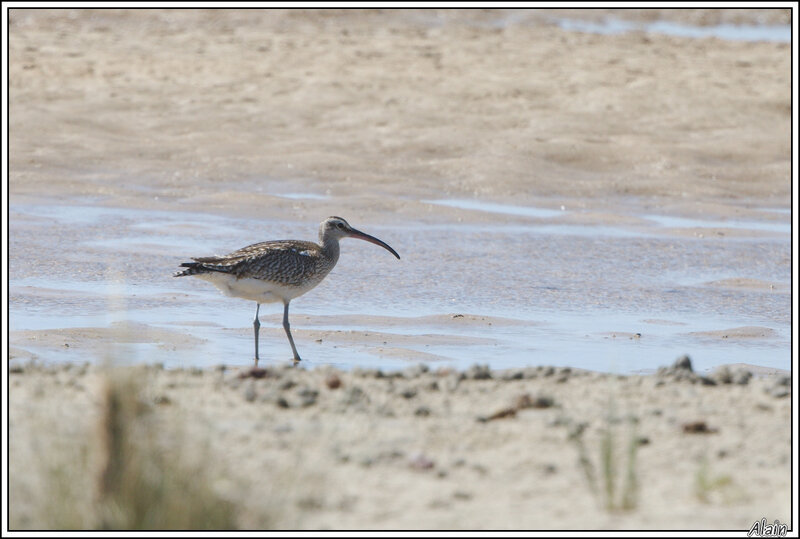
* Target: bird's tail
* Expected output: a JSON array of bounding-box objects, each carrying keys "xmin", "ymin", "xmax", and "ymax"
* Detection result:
[{"xmin": 173, "ymin": 262, "xmax": 207, "ymax": 277}]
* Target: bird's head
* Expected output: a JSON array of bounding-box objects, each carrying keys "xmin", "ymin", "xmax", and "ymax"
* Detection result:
[{"xmin": 320, "ymin": 216, "xmax": 400, "ymax": 259}]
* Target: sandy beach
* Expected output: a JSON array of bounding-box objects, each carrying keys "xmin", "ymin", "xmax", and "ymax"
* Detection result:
[
  {"xmin": 8, "ymin": 359, "xmax": 793, "ymax": 530},
  {"xmin": 7, "ymin": 7, "xmax": 794, "ymax": 531}
]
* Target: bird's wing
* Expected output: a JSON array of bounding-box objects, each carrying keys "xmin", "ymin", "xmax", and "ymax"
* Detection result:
[{"xmin": 190, "ymin": 240, "xmax": 323, "ymax": 283}]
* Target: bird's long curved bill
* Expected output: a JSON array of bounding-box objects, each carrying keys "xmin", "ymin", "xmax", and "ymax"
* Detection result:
[{"xmin": 348, "ymin": 228, "xmax": 401, "ymax": 259}]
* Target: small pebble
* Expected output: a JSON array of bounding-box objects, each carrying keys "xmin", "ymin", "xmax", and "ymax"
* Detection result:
[
  {"xmin": 400, "ymin": 387, "xmax": 417, "ymax": 399},
  {"xmin": 682, "ymin": 421, "xmax": 718, "ymax": 434},
  {"xmin": 466, "ymin": 364, "xmax": 492, "ymax": 380},
  {"xmin": 280, "ymin": 379, "xmax": 297, "ymax": 391},
  {"xmin": 501, "ymin": 369, "xmax": 524, "ymax": 380},
  {"xmin": 240, "ymin": 367, "xmax": 269, "ymax": 380},
  {"xmin": 342, "ymin": 386, "xmax": 368, "ymax": 406},
  {"xmin": 297, "ymin": 387, "xmax": 319, "ymax": 407},
  {"xmin": 516, "ymin": 393, "xmax": 555, "ymax": 409},
  {"xmin": 415, "ymin": 406, "xmax": 431, "ymax": 417},
  {"xmin": 325, "ymin": 373, "xmax": 342, "ymax": 389},
  {"xmin": 732, "ymin": 369, "xmax": 752, "ymax": 385}
]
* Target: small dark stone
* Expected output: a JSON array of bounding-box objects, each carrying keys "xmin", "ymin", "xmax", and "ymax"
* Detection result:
[
  {"xmin": 501, "ymin": 369, "xmax": 524, "ymax": 380},
  {"xmin": 240, "ymin": 367, "xmax": 270, "ymax": 379},
  {"xmin": 522, "ymin": 367, "xmax": 540, "ymax": 379},
  {"xmin": 342, "ymin": 386, "xmax": 368, "ymax": 406},
  {"xmin": 297, "ymin": 387, "xmax": 319, "ymax": 406},
  {"xmin": 415, "ymin": 406, "xmax": 431, "ymax": 417},
  {"xmin": 466, "ymin": 364, "xmax": 492, "ymax": 380},
  {"xmin": 400, "ymin": 387, "xmax": 417, "ymax": 399},
  {"xmin": 682, "ymin": 421, "xmax": 718, "ymax": 434},
  {"xmin": 325, "ymin": 374, "xmax": 342, "ymax": 389},
  {"xmin": 711, "ymin": 365, "xmax": 733, "ymax": 384},
  {"xmin": 279, "ymin": 379, "xmax": 297, "ymax": 390},
  {"xmin": 732, "ymin": 369, "xmax": 752, "ymax": 385},
  {"xmin": 674, "ymin": 355, "xmax": 693, "ymax": 371},
  {"xmin": 514, "ymin": 393, "xmax": 554, "ymax": 409}
]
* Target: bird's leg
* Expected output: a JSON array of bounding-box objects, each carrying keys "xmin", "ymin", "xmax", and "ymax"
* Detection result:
[
  {"xmin": 282, "ymin": 301, "xmax": 302, "ymax": 362},
  {"xmin": 253, "ymin": 303, "xmax": 261, "ymax": 365}
]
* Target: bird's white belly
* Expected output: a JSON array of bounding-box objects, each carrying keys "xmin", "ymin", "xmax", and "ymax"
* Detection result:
[{"xmin": 194, "ymin": 273, "xmax": 320, "ymax": 303}]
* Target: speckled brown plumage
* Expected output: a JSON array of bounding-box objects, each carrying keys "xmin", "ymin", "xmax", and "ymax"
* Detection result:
[{"xmin": 175, "ymin": 239, "xmax": 338, "ymax": 288}]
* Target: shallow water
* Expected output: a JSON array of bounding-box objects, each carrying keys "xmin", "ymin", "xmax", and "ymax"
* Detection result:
[
  {"xmin": 404, "ymin": 10, "xmax": 792, "ymax": 43},
  {"xmin": 552, "ymin": 17, "xmax": 791, "ymax": 43},
  {"xmin": 8, "ymin": 198, "xmax": 791, "ymax": 374}
]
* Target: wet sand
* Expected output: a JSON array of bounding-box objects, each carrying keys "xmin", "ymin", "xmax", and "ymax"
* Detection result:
[
  {"xmin": 7, "ymin": 8, "xmax": 794, "ymax": 531},
  {"xmin": 9, "ymin": 9, "xmax": 790, "ymax": 212}
]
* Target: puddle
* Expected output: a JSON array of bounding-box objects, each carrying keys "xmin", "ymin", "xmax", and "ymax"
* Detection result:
[
  {"xmin": 424, "ymin": 199, "xmax": 565, "ymax": 219},
  {"xmin": 552, "ymin": 17, "xmax": 791, "ymax": 43},
  {"xmin": 423, "ymin": 199, "xmax": 789, "ymax": 238},
  {"xmin": 277, "ymin": 192, "xmax": 329, "ymax": 200},
  {"xmin": 9, "ymin": 200, "xmax": 791, "ymax": 373},
  {"xmin": 643, "ymin": 214, "xmax": 791, "ymax": 234}
]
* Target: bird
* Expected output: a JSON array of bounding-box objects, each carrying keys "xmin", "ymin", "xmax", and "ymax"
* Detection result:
[{"xmin": 174, "ymin": 216, "xmax": 400, "ymax": 364}]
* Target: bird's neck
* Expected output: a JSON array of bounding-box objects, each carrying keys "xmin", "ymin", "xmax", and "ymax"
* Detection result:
[{"xmin": 320, "ymin": 235, "xmax": 341, "ymax": 263}]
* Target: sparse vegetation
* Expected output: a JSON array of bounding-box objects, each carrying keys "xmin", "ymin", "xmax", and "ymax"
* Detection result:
[
  {"xmin": 96, "ymin": 369, "xmax": 237, "ymax": 530},
  {"xmin": 17, "ymin": 367, "xmax": 238, "ymax": 530},
  {"xmin": 569, "ymin": 401, "xmax": 640, "ymax": 512},
  {"xmin": 694, "ymin": 457, "xmax": 746, "ymax": 505}
]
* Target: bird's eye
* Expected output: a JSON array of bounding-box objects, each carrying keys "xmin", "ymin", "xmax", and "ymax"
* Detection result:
[{"xmin": 336, "ymin": 222, "xmax": 344, "ymax": 229}]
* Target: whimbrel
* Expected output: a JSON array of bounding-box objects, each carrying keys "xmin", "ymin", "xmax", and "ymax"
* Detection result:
[{"xmin": 174, "ymin": 216, "xmax": 400, "ymax": 364}]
